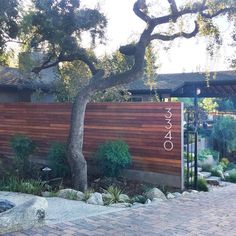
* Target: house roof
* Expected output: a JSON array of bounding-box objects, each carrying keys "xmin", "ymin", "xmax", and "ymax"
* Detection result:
[
  {"xmin": 0, "ymin": 66, "xmax": 50, "ymax": 91},
  {"xmin": 127, "ymin": 71, "xmax": 236, "ymax": 97}
]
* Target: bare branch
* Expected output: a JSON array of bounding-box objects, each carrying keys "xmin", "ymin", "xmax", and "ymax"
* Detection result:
[
  {"xmin": 32, "ymin": 50, "xmax": 98, "ymax": 75},
  {"xmin": 167, "ymin": 0, "xmax": 178, "ymax": 15},
  {"xmin": 150, "ymin": 21, "xmax": 199, "ymax": 41},
  {"xmin": 201, "ymin": 7, "xmax": 236, "ymax": 19},
  {"xmin": 133, "ymin": 0, "xmax": 151, "ymax": 23}
]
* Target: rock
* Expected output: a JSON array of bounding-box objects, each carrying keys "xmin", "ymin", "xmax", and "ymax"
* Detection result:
[
  {"xmin": 76, "ymin": 191, "xmax": 84, "ymax": 201},
  {"xmin": 87, "ymin": 192, "xmax": 104, "ymax": 206},
  {"xmin": 172, "ymin": 192, "xmax": 182, "ymax": 198},
  {"xmin": 132, "ymin": 202, "xmax": 144, "ymax": 207},
  {"xmin": 0, "ymin": 200, "xmax": 15, "ymax": 213},
  {"xmin": 102, "ymin": 193, "xmax": 112, "ymax": 201},
  {"xmin": 57, "ymin": 189, "xmax": 84, "ymax": 201},
  {"xmin": 191, "ymin": 190, "xmax": 199, "ymax": 194},
  {"xmin": 119, "ymin": 194, "xmax": 130, "ymax": 203},
  {"xmin": 145, "ymin": 188, "xmax": 167, "ymax": 201},
  {"xmin": 182, "ymin": 191, "xmax": 191, "ymax": 196},
  {"xmin": 167, "ymin": 193, "xmax": 175, "ymax": 199},
  {"xmin": 57, "ymin": 188, "xmax": 77, "ymax": 198},
  {"xmin": 199, "ymin": 171, "xmax": 212, "ymax": 178},
  {"xmin": 206, "ymin": 177, "xmax": 221, "ymax": 186},
  {"xmin": 42, "ymin": 191, "xmax": 54, "ymax": 197},
  {"xmin": 0, "ymin": 197, "xmax": 48, "ymax": 234},
  {"xmin": 152, "ymin": 198, "xmax": 164, "ymax": 203},
  {"xmin": 110, "ymin": 203, "xmax": 131, "ymax": 208},
  {"xmin": 145, "ymin": 199, "xmax": 151, "ymax": 204}
]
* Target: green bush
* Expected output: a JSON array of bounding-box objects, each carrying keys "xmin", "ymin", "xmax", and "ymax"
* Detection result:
[
  {"xmin": 10, "ymin": 134, "xmax": 36, "ymax": 178},
  {"xmin": 219, "ymin": 158, "xmax": 230, "ymax": 170},
  {"xmin": 96, "ymin": 140, "xmax": 131, "ymax": 177},
  {"xmin": 48, "ymin": 142, "xmax": 70, "ymax": 178},
  {"xmin": 0, "ymin": 176, "xmax": 46, "ymax": 195},
  {"xmin": 211, "ymin": 165, "xmax": 224, "ymax": 179},
  {"xmin": 198, "ymin": 149, "xmax": 219, "ymax": 162},
  {"xmin": 225, "ymin": 169, "xmax": 236, "ymax": 183},
  {"xmin": 211, "ymin": 116, "xmax": 236, "ymax": 157},
  {"xmin": 131, "ymin": 195, "xmax": 147, "ymax": 204},
  {"xmin": 197, "ymin": 178, "xmax": 209, "ymax": 192}
]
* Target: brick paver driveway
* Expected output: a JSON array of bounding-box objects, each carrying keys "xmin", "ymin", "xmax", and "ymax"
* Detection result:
[{"xmin": 4, "ymin": 184, "xmax": 236, "ymax": 236}]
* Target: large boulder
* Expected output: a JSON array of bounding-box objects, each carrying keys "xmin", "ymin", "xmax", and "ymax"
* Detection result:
[
  {"xmin": 145, "ymin": 188, "xmax": 167, "ymax": 201},
  {"xmin": 57, "ymin": 188, "xmax": 84, "ymax": 201},
  {"xmin": 87, "ymin": 192, "xmax": 104, "ymax": 206},
  {"xmin": 0, "ymin": 197, "xmax": 48, "ymax": 234},
  {"xmin": 0, "ymin": 199, "xmax": 15, "ymax": 213}
]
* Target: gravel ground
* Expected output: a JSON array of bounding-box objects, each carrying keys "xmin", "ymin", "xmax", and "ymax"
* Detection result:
[{"xmin": 0, "ymin": 191, "xmax": 125, "ymax": 225}]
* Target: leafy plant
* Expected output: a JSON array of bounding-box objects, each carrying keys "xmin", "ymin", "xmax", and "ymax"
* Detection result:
[
  {"xmin": 225, "ymin": 169, "xmax": 236, "ymax": 183},
  {"xmin": 10, "ymin": 134, "xmax": 36, "ymax": 178},
  {"xmin": 219, "ymin": 158, "xmax": 230, "ymax": 170},
  {"xmin": 211, "ymin": 165, "xmax": 224, "ymax": 179},
  {"xmin": 48, "ymin": 142, "xmax": 70, "ymax": 178},
  {"xmin": 103, "ymin": 186, "xmax": 123, "ymax": 205},
  {"xmin": 198, "ymin": 149, "xmax": 219, "ymax": 162},
  {"xmin": 96, "ymin": 140, "xmax": 131, "ymax": 177},
  {"xmin": 131, "ymin": 195, "xmax": 147, "ymax": 204},
  {"xmin": 83, "ymin": 189, "xmax": 94, "ymax": 202},
  {"xmin": 65, "ymin": 190, "xmax": 78, "ymax": 200},
  {"xmin": 197, "ymin": 178, "xmax": 209, "ymax": 192},
  {"xmin": 0, "ymin": 176, "xmax": 46, "ymax": 195},
  {"xmin": 211, "ymin": 116, "xmax": 236, "ymax": 157}
]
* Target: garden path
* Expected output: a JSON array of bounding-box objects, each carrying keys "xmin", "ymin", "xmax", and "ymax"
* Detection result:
[{"xmin": 4, "ymin": 184, "xmax": 236, "ymax": 236}]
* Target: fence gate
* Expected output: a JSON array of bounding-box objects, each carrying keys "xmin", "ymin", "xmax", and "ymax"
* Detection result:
[{"xmin": 184, "ymin": 107, "xmax": 198, "ymax": 189}]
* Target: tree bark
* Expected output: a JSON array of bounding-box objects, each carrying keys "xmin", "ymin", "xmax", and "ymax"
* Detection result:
[{"xmin": 67, "ymin": 88, "xmax": 91, "ymax": 191}]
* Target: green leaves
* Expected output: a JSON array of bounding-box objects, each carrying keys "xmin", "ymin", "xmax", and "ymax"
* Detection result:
[
  {"xmin": 96, "ymin": 140, "xmax": 132, "ymax": 177},
  {"xmin": 0, "ymin": 0, "xmax": 19, "ymax": 52},
  {"xmin": 24, "ymin": 0, "xmax": 107, "ymax": 54}
]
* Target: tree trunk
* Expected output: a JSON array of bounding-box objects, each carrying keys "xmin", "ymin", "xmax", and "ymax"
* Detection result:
[{"xmin": 67, "ymin": 89, "xmax": 91, "ymax": 192}]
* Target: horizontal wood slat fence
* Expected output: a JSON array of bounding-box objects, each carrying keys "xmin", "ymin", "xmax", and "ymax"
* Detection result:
[{"xmin": 0, "ymin": 102, "xmax": 183, "ymax": 181}]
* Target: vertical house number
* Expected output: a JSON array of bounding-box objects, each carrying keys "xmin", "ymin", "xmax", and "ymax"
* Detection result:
[{"xmin": 164, "ymin": 108, "xmax": 174, "ymax": 151}]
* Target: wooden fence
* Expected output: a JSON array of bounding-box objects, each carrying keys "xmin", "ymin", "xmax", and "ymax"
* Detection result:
[{"xmin": 0, "ymin": 102, "xmax": 183, "ymax": 188}]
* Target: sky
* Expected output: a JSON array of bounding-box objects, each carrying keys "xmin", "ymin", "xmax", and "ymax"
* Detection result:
[{"xmin": 81, "ymin": 0, "xmax": 235, "ymax": 74}]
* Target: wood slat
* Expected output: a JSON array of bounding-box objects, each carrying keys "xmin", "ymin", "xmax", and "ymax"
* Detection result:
[{"xmin": 0, "ymin": 102, "xmax": 183, "ymax": 176}]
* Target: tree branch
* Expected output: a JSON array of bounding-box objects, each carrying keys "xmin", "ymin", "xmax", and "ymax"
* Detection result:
[
  {"xmin": 32, "ymin": 50, "xmax": 98, "ymax": 75},
  {"xmin": 167, "ymin": 0, "xmax": 178, "ymax": 15},
  {"xmin": 133, "ymin": 0, "xmax": 151, "ymax": 23},
  {"xmin": 150, "ymin": 21, "xmax": 199, "ymax": 41},
  {"xmin": 119, "ymin": 44, "xmax": 136, "ymax": 56},
  {"xmin": 201, "ymin": 7, "xmax": 236, "ymax": 19}
]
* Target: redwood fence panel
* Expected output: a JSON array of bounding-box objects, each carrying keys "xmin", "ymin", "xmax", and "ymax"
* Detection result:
[{"xmin": 0, "ymin": 102, "xmax": 184, "ymax": 188}]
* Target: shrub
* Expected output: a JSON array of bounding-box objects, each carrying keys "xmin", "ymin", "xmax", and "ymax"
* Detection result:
[
  {"xmin": 211, "ymin": 116, "xmax": 236, "ymax": 157},
  {"xmin": 65, "ymin": 190, "xmax": 78, "ymax": 200},
  {"xmin": 201, "ymin": 163, "xmax": 213, "ymax": 172},
  {"xmin": 10, "ymin": 134, "xmax": 36, "ymax": 178},
  {"xmin": 225, "ymin": 169, "xmax": 236, "ymax": 183},
  {"xmin": 0, "ymin": 176, "xmax": 46, "ymax": 195},
  {"xmin": 103, "ymin": 186, "xmax": 123, "ymax": 205},
  {"xmin": 96, "ymin": 140, "xmax": 131, "ymax": 177},
  {"xmin": 198, "ymin": 149, "xmax": 219, "ymax": 162},
  {"xmin": 48, "ymin": 142, "xmax": 70, "ymax": 178},
  {"xmin": 211, "ymin": 165, "xmax": 224, "ymax": 179},
  {"xmin": 197, "ymin": 178, "xmax": 209, "ymax": 192},
  {"xmin": 83, "ymin": 189, "xmax": 94, "ymax": 201},
  {"xmin": 131, "ymin": 195, "xmax": 147, "ymax": 204},
  {"xmin": 219, "ymin": 158, "xmax": 230, "ymax": 170}
]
